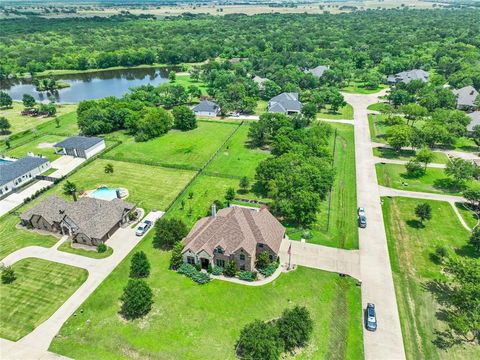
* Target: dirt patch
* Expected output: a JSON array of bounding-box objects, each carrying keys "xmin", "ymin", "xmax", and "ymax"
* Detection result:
[{"xmin": 37, "ymin": 142, "xmax": 55, "ymax": 149}]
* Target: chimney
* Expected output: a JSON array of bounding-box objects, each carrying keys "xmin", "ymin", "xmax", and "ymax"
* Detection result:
[{"xmin": 211, "ymin": 203, "xmax": 217, "ymax": 217}]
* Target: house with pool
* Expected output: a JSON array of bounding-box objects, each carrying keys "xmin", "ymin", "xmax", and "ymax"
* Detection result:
[
  {"xmin": 54, "ymin": 136, "xmax": 105, "ymax": 159},
  {"xmin": 20, "ymin": 195, "xmax": 134, "ymax": 246}
]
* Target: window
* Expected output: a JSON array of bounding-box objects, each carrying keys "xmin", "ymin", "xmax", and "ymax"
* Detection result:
[
  {"xmin": 240, "ymin": 265, "xmax": 245, "ymax": 271},
  {"xmin": 187, "ymin": 256, "xmax": 195, "ymax": 265},
  {"xmin": 239, "ymin": 254, "xmax": 245, "ymax": 261},
  {"xmin": 269, "ymin": 255, "xmax": 273, "ymax": 261},
  {"xmin": 216, "ymin": 259, "xmax": 225, "ymax": 267},
  {"xmin": 216, "ymin": 247, "xmax": 224, "ymax": 254}
]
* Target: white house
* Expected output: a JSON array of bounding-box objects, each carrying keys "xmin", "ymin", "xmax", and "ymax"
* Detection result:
[
  {"xmin": 54, "ymin": 136, "xmax": 105, "ymax": 159},
  {"xmin": 192, "ymin": 100, "xmax": 221, "ymax": 117},
  {"xmin": 0, "ymin": 156, "xmax": 51, "ymax": 197}
]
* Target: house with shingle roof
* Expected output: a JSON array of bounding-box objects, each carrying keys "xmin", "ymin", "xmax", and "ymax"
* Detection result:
[
  {"xmin": 253, "ymin": 75, "xmax": 268, "ymax": 90},
  {"xmin": 467, "ymin": 111, "xmax": 480, "ymax": 133},
  {"xmin": 305, "ymin": 65, "xmax": 330, "ymax": 78},
  {"xmin": 54, "ymin": 136, "xmax": 105, "ymax": 159},
  {"xmin": 0, "ymin": 156, "xmax": 50, "ymax": 198},
  {"xmin": 182, "ymin": 205, "xmax": 285, "ymax": 271},
  {"xmin": 20, "ymin": 195, "xmax": 134, "ymax": 246},
  {"xmin": 453, "ymin": 86, "xmax": 479, "ymax": 111},
  {"xmin": 387, "ymin": 69, "xmax": 429, "ymax": 85},
  {"xmin": 268, "ymin": 92, "xmax": 302, "ymax": 115},
  {"xmin": 192, "ymin": 100, "xmax": 221, "ymax": 117}
]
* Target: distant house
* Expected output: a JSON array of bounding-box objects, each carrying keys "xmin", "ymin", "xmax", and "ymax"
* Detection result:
[
  {"xmin": 54, "ymin": 136, "xmax": 105, "ymax": 159},
  {"xmin": 453, "ymin": 86, "xmax": 479, "ymax": 111},
  {"xmin": 0, "ymin": 156, "xmax": 51, "ymax": 198},
  {"xmin": 467, "ymin": 111, "xmax": 480, "ymax": 133},
  {"xmin": 268, "ymin": 92, "xmax": 302, "ymax": 115},
  {"xmin": 387, "ymin": 69, "xmax": 429, "ymax": 85},
  {"xmin": 182, "ymin": 205, "xmax": 285, "ymax": 272},
  {"xmin": 305, "ymin": 65, "xmax": 330, "ymax": 78},
  {"xmin": 253, "ymin": 75, "xmax": 268, "ymax": 90},
  {"xmin": 192, "ymin": 100, "xmax": 221, "ymax": 117},
  {"xmin": 20, "ymin": 195, "xmax": 134, "ymax": 246}
]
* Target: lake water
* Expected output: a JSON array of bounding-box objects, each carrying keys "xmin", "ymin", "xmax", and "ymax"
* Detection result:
[{"xmin": 0, "ymin": 67, "xmax": 170, "ymax": 104}]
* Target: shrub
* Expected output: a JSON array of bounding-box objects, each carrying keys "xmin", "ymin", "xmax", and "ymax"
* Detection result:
[
  {"xmin": 405, "ymin": 160, "xmax": 425, "ymax": 178},
  {"xmin": 211, "ymin": 266, "xmax": 224, "ymax": 276},
  {"xmin": 256, "ymin": 251, "xmax": 271, "ymax": 269},
  {"xmin": 191, "ymin": 272, "xmax": 211, "ymax": 285},
  {"xmin": 224, "ymin": 260, "xmax": 237, "ymax": 277},
  {"xmin": 207, "ymin": 263, "xmax": 213, "ymax": 273},
  {"xmin": 153, "ymin": 218, "xmax": 188, "ymax": 250},
  {"xmin": 120, "ymin": 279, "xmax": 153, "ymax": 320},
  {"xmin": 177, "ymin": 263, "xmax": 210, "ymax": 284},
  {"xmin": 238, "ymin": 271, "xmax": 257, "ymax": 282},
  {"xmin": 258, "ymin": 263, "xmax": 278, "ymax": 277},
  {"xmin": 195, "ymin": 262, "xmax": 202, "ymax": 271},
  {"xmin": 277, "ymin": 306, "xmax": 313, "ymax": 351},
  {"xmin": 97, "ymin": 243, "xmax": 107, "ymax": 253},
  {"xmin": 236, "ymin": 320, "xmax": 283, "ymax": 360},
  {"xmin": 169, "ymin": 241, "xmax": 184, "ymax": 270},
  {"xmin": 1, "ymin": 266, "xmax": 16, "ymax": 284},
  {"xmin": 129, "ymin": 251, "xmax": 150, "ymax": 278}
]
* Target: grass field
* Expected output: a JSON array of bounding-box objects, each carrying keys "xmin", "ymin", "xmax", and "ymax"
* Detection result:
[
  {"xmin": 205, "ymin": 123, "xmax": 270, "ymax": 179},
  {"xmin": 0, "ymin": 214, "xmax": 59, "ymax": 260},
  {"xmin": 6, "ymin": 134, "xmax": 65, "ymax": 160},
  {"xmin": 382, "ymin": 197, "xmax": 479, "ymax": 360},
  {"xmin": 0, "ymin": 258, "xmax": 88, "ymax": 341},
  {"xmin": 50, "ymin": 231, "xmax": 363, "ymax": 360},
  {"xmin": 376, "ymin": 163, "xmax": 480, "ymax": 195},
  {"xmin": 317, "ymin": 103, "xmax": 354, "ymax": 120},
  {"xmin": 0, "ymin": 102, "xmax": 77, "ymax": 136},
  {"xmin": 57, "ymin": 240, "xmax": 113, "ymax": 259},
  {"xmin": 367, "ymin": 102, "xmax": 392, "ymax": 112},
  {"xmin": 373, "ymin": 147, "xmax": 449, "ymax": 164},
  {"xmin": 174, "ymin": 74, "xmax": 208, "ymax": 96},
  {"xmin": 56, "ymin": 159, "xmax": 196, "ymax": 212},
  {"xmin": 455, "ymin": 202, "xmax": 479, "ymax": 229},
  {"xmin": 342, "ymin": 82, "xmax": 388, "ymax": 94},
  {"xmin": 287, "ymin": 123, "xmax": 358, "ymax": 248},
  {"xmin": 105, "ymin": 121, "xmax": 238, "ymax": 170}
]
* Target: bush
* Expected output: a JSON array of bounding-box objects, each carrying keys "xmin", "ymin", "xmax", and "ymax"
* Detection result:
[
  {"xmin": 256, "ymin": 251, "xmax": 271, "ymax": 269},
  {"xmin": 238, "ymin": 271, "xmax": 257, "ymax": 282},
  {"xmin": 207, "ymin": 263, "xmax": 213, "ymax": 273},
  {"xmin": 97, "ymin": 243, "xmax": 107, "ymax": 253},
  {"xmin": 236, "ymin": 320, "xmax": 283, "ymax": 360},
  {"xmin": 169, "ymin": 242, "xmax": 184, "ymax": 270},
  {"xmin": 153, "ymin": 218, "xmax": 188, "ymax": 250},
  {"xmin": 258, "ymin": 263, "xmax": 278, "ymax": 277},
  {"xmin": 191, "ymin": 271, "xmax": 211, "ymax": 285},
  {"xmin": 120, "ymin": 279, "xmax": 153, "ymax": 320},
  {"xmin": 129, "ymin": 251, "xmax": 150, "ymax": 278},
  {"xmin": 224, "ymin": 260, "xmax": 237, "ymax": 277},
  {"xmin": 177, "ymin": 263, "xmax": 210, "ymax": 284},
  {"xmin": 211, "ymin": 266, "xmax": 224, "ymax": 276},
  {"xmin": 1, "ymin": 266, "xmax": 16, "ymax": 284},
  {"xmin": 277, "ymin": 306, "xmax": 313, "ymax": 351},
  {"xmin": 405, "ymin": 160, "xmax": 425, "ymax": 178}
]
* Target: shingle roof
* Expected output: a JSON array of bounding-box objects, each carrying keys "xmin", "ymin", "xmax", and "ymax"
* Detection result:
[
  {"xmin": 0, "ymin": 156, "xmax": 49, "ymax": 186},
  {"xmin": 182, "ymin": 206, "xmax": 285, "ymax": 257},
  {"xmin": 268, "ymin": 92, "xmax": 302, "ymax": 113},
  {"xmin": 467, "ymin": 111, "xmax": 480, "ymax": 132},
  {"xmin": 193, "ymin": 100, "xmax": 220, "ymax": 113},
  {"xmin": 305, "ymin": 65, "xmax": 330, "ymax": 78},
  {"xmin": 453, "ymin": 86, "xmax": 479, "ymax": 108},
  {"xmin": 21, "ymin": 195, "xmax": 134, "ymax": 240},
  {"xmin": 54, "ymin": 136, "xmax": 103, "ymax": 150},
  {"xmin": 388, "ymin": 69, "xmax": 429, "ymax": 84}
]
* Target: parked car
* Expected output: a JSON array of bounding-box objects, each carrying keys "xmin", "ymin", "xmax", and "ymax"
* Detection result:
[
  {"xmin": 358, "ymin": 215, "xmax": 367, "ymax": 228},
  {"xmin": 357, "ymin": 207, "xmax": 366, "ymax": 217},
  {"xmin": 366, "ymin": 303, "xmax": 377, "ymax": 331},
  {"xmin": 135, "ymin": 220, "xmax": 152, "ymax": 236}
]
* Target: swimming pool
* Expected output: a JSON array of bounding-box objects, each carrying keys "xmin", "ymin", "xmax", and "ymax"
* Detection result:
[{"xmin": 90, "ymin": 187, "xmax": 119, "ymax": 201}]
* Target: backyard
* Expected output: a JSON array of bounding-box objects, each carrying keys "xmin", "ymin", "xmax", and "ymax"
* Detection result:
[
  {"xmin": 6, "ymin": 134, "xmax": 65, "ymax": 161},
  {"xmin": 0, "ymin": 258, "xmax": 87, "ymax": 341},
  {"xmin": 382, "ymin": 197, "xmax": 479, "ymax": 360}
]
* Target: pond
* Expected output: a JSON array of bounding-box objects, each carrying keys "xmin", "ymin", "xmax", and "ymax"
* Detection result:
[{"xmin": 0, "ymin": 67, "xmax": 170, "ymax": 104}]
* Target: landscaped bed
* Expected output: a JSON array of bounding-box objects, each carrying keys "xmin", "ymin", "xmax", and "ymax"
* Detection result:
[
  {"xmin": 57, "ymin": 240, "xmax": 113, "ymax": 259},
  {"xmin": 0, "ymin": 258, "xmax": 88, "ymax": 341}
]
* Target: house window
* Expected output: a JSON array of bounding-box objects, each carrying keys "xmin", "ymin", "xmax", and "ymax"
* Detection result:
[
  {"xmin": 187, "ymin": 256, "xmax": 195, "ymax": 265},
  {"xmin": 269, "ymin": 255, "xmax": 273, "ymax": 261},
  {"xmin": 240, "ymin": 265, "xmax": 245, "ymax": 271},
  {"xmin": 216, "ymin": 247, "xmax": 224, "ymax": 254},
  {"xmin": 216, "ymin": 259, "xmax": 225, "ymax": 267},
  {"xmin": 258, "ymin": 244, "xmax": 264, "ymax": 248},
  {"xmin": 239, "ymin": 254, "xmax": 245, "ymax": 261}
]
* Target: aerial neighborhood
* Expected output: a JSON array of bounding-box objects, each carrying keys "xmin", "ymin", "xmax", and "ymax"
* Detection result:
[{"xmin": 0, "ymin": 3, "xmax": 479, "ymax": 360}]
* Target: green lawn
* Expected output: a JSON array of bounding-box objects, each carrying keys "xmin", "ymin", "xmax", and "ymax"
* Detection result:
[
  {"xmin": 50, "ymin": 232, "xmax": 363, "ymax": 360},
  {"xmin": 342, "ymin": 81, "xmax": 388, "ymax": 94},
  {"xmin": 373, "ymin": 147, "xmax": 449, "ymax": 164},
  {"xmin": 57, "ymin": 159, "xmax": 196, "ymax": 212},
  {"xmin": 105, "ymin": 121, "xmax": 238, "ymax": 170},
  {"xmin": 382, "ymin": 197, "xmax": 479, "ymax": 360},
  {"xmin": 287, "ymin": 123, "xmax": 358, "ymax": 249},
  {"xmin": 0, "ymin": 214, "xmax": 58, "ymax": 260},
  {"xmin": 6, "ymin": 134, "xmax": 65, "ymax": 161},
  {"xmin": 0, "ymin": 258, "xmax": 88, "ymax": 341},
  {"xmin": 255, "ymin": 99, "xmax": 268, "ymax": 115},
  {"xmin": 317, "ymin": 103, "xmax": 354, "ymax": 120},
  {"xmin": 58, "ymin": 240, "xmax": 113, "ymax": 259},
  {"xmin": 367, "ymin": 102, "xmax": 392, "ymax": 113},
  {"xmin": 205, "ymin": 123, "xmax": 270, "ymax": 179},
  {"xmin": 368, "ymin": 113, "xmax": 389, "ymax": 143},
  {"xmin": 0, "ymin": 101, "xmax": 77, "ymax": 136},
  {"xmin": 376, "ymin": 163, "xmax": 480, "ymax": 195},
  {"xmin": 175, "ymin": 74, "xmax": 208, "ymax": 96},
  {"xmin": 455, "ymin": 202, "xmax": 479, "ymax": 229}
]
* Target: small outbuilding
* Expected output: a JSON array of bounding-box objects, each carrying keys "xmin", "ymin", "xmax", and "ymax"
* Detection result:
[
  {"xmin": 54, "ymin": 136, "xmax": 105, "ymax": 159},
  {"xmin": 192, "ymin": 100, "xmax": 221, "ymax": 117}
]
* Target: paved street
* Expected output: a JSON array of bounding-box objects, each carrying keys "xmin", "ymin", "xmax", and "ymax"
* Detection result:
[{"xmin": 344, "ymin": 90, "xmax": 406, "ymax": 360}]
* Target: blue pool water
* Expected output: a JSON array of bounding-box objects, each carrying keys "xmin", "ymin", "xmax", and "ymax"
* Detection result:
[{"xmin": 90, "ymin": 187, "xmax": 119, "ymax": 201}]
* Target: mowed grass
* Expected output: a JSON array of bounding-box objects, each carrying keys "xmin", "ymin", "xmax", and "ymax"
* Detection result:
[
  {"xmin": 373, "ymin": 147, "xmax": 449, "ymax": 164},
  {"xmin": 0, "ymin": 258, "xmax": 88, "ymax": 341},
  {"xmin": 317, "ymin": 103, "xmax": 354, "ymax": 120},
  {"xmin": 342, "ymin": 82, "xmax": 388, "ymax": 94},
  {"xmin": 205, "ymin": 123, "xmax": 270, "ymax": 179},
  {"xmin": 57, "ymin": 240, "xmax": 113, "ymax": 259},
  {"xmin": 105, "ymin": 121, "xmax": 238, "ymax": 169},
  {"xmin": 174, "ymin": 74, "xmax": 208, "ymax": 96},
  {"xmin": 382, "ymin": 197, "xmax": 479, "ymax": 360},
  {"xmin": 50, "ymin": 234, "xmax": 363, "ymax": 360},
  {"xmin": 376, "ymin": 163, "xmax": 480, "ymax": 195},
  {"xmin": 455, "ymin": 202, "xmax": 479, "ymax": 229},
  {"xmin": 6, "ymin": 134, "xmax": 65, "ymax": 161},
  {"xmin": 0, "ymin": 214, "xmax": 58, "ymax": 260},
  {"xmin": 56, "ymin": 159, "xmax": 196, "ymax": 212},
  {"xmin": 288, "ymin": 123, "xmax": 358, "ymax": 249},
  {"xmin": 0, "ymin": 101, "xmax": 77, "ymax": 135}
]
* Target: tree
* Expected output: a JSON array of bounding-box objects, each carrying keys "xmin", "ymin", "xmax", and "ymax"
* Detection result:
[
  {"xmin": 239, "ymin": 176, "xmax": 250, "ymax": 193},
  {"xmin": 225, "ymin": 187, "xmax": 236, "ymax": 202},
  {"xmin": 22, "ymin": 94, "xmax": 36, "ymax": 108},
  {"xmin": 301, "ymin": 103, "xmax": 317, "ymax": 120},
  {"xmin": 1, "ymin": 266, "xmax": 16, "ymax": 284},
  {"xmin": 415, "ymin": 147, "xmax": 434, "ymax": 170},
  {"xmin": 188, "ymin": 85, "xmax": 202, "ymax": 101},
  {"xmin": 62, "ymin": 181, "xmax": 78, "ymax": 201},
  {"xmin": 0, "ymin": 117, "xmax": 11, "ymax": 134},
  {"xmin": 256, "ymin": 251, "xmax": 271, "ymax": 269},
  {"xmin": 445, "ymin": 158, "xmax": 474, "ymax": 187},
  {"xmin": 469, "ymin": 227, "xmax": 480, "ymax": 254},
  {"xmin": 386, "ymin": 124, "xmax": 411, "ymax": 152},
  {"xmin": 399, "ymin": 103, "xmax": 428, "ymax": 126},
  {"xmin": 172, "ymin": 105, "xmax": 197, "ymax": 131},
  {"xmin": 415, "ymin": 203, "xmax": 432, "ymax": 225},
  {"xmin": 327, "ymin": 89, "xmax": 346, "ymax": 112},
  {"xmin": 405, "ymin": 159, "xmax": 425, "ymax": 178},
  {"xmin": 153, "ymin": 218, "xmax": 188, "ymax": 250},
  {"xmin": 168, "ymin": 71, "xmax": 176, "ymax": 82},
  {"xmin": 224, "ymin": 260, "xmax": 237, "ymax": 277},
  {"xmin": 463, "ymin": 188, "xmax": 480, "ymax": 209},
  {"xmin": 471, "ymin": 125, "xmax": 480, "ymax": 149},
  {"xmin": 236, "ymin": 320, "xmax": 283, "ymax": 360},
  {"xmin": 129, "ymin": 251, "xmax": 151, "ymax": 278},
  {"xmin": 0, "ymin": 91, "xmax": 12, "ymax": 108},
  {"xmin": 104, "ymin": 163, "xmax": 114, "ymax": 174},
  {"xmin": 277, "ymin": 306, "xmax": 313, "ymax": 351},
  {"xmin": 120, "ymin": 279, "xmax": 153, "ymax": 320},
  {"xmin": 170, "ymin": 241, "xmax": 184, "ymax": 270},
  {"xmin": 135, "ymin": 107, "xmax": 172, "ymax": 142}
]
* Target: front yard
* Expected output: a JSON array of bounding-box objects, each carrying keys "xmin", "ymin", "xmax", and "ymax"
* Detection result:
[{"xmin": 373, "ymin": 147, "xmax": 449, "ymax": 164}]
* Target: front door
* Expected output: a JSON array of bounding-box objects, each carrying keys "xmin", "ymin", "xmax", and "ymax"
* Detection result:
[{"xmin": 201, "ymin": 258, "xmax": 209, "ymax": 270}]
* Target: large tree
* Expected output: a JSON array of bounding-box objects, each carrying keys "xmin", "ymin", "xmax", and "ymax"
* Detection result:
[
  {"xmin": 153, "ymin": 218, "xmax": 188, "ymax": 250},
  {"xmin": 0, "ymin": 91, "xmax": 12, "ymax": 108},
  {"xmin": 0, "ymin": 117, "xmax": 11, "ymax": 134},
  {"xmin": 120, "ymin": 279, "xmax": 154, "ymax": 320},
  {"xmin": 172, "ymin": 105, "xmax": 197, "ymax": 131},
  {"xmin": 236, "ymin": 320, "xmax": 283, "ymax": 360},
  {"xmin": 277, "ymin": 306, "xmax": 313, "ymax": 351},
  {"xmin": 135, "ymin": 107, "xmax": 172, "ymax": 142},
  {"xmin": 129, "ymin": 251, "xmax": 151, "ymax": 279},
  {"xmin": 22, "ymin": 94, "xmax": 36, "ymax": 109},
  {"xmin": 445, "ymin": 158, "xmax": 474, "ymax": 187}
]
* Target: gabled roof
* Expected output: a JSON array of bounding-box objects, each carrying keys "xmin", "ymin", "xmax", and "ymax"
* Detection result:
[
  {"xmin": 193, "ymin": 100, "xmax": 220, "ymax": 113},
  {"xmin": 388, "ymin": 69, "xmax": 429, "ymax": 84},
  {"xmin": 0, "ymin": 156, "xmax": 49, "ymax": 186},
  {"xmin": 253, "ymin": 75, "xmax": 268, "ymax": 84},
  {"xmin": 21, "ymin": 195, "xmax": 134, "ymax": 240},
  {"xmin": 453, "ymin": 86, "xmax": 479, "ymax": 108},
  {"xmin": 182, "ymin": 206, "xmax": 285, "ymax": 258},
  {"xmin": 305, "ymin": 65, "xmax": 330, "ymax": 78},
  {"xmin": 268, "ymin": 92, "xmax": 302, "ymax": 113},
  {"xmin": 55, "ymin": 136, "xmax": 104, "ymax": 150},
  {"xmin": 467, "ymin": 111, "xmax": 480, "ymax": 132}
]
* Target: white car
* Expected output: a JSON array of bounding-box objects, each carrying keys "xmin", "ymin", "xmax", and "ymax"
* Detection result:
[
  {"xmin": 357, "ymin": 207, "xmax": 366, "ymax": 217},
  {"xmin": 135, "ymin": 220, "xmax": 152, "ymax": 236}
]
